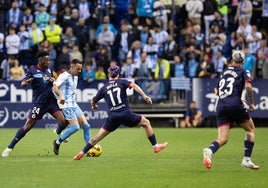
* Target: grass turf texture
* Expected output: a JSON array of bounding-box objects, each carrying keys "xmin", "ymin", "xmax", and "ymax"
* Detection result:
[{"xmin": 0, "ymin": 128, "xmax": 267, "ymax": 188}]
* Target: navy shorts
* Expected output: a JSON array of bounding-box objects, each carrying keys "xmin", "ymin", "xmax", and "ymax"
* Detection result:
[
  {"xmin": 216, "ymin": 105, "xmax": 250, "ymax": 127},
  {"xmin": 103, "ymin": 110, "xmax": 142, "ymax": 132},
  {"xmin": 28, "ymin": 102, "xmax": 60, "ymax": 120}
]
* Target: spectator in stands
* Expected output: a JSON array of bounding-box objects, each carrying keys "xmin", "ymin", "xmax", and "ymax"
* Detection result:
[
  {"xmin": 65, "ymin": 8, "xmax": 79, "ymax": 31},
  {"xmin": 114, "ymin": 0, "xmax": 131, "ymax": 30},
  {"xmin": 6, "ymin": 1, "xmax": 23, "ymax": 30},
  {"xmin": 209, "ymin": 11, "xmax": 225, "ymax": 35},
  {"xmin": 245, "ymin": 24, "xmax": 262, "ymax": 55},
  {"xmin": 45, "ymin": 18, "xmax": 62, "ymax": 47},
  {"xmin": 154, "ymin": 55, "xmax": 170, "ymax": 79},
  {"xmin": 69, "ymin": 44, "xmax": 83, "ymax": 62},
  {"xmin": 152, "ymin": 24, "xmax": 168, "ymax": 56},
  {"xmin": 77, "ymin": 0, "xmax": 92, "ymax": 22},
  {"xmin": 133, "ymin": 23, "xmax": 151, "ymax": 48},
  {"xmin": 192, "ymin": 24, "xmax": 205, "ymax": 51},
  {"xmin": 209, "ymin": 24, "xmax": 226, "ymax": 46},
  {"xmin": 82, "ymin": 63, "xmax": 95, "ymax": 82},
  {"xmin": 121, "ymin": 56, "xmax": 136, "ymax": 78},
  {"xmin": 61, "ymin": 26, "xmax": 79, "ymax": 50},
  {"xmin": 0, "ymin": 31, "xmax": 4, "ymax": 63},
  {"xmin": 114, "ymin": 23, "xmax": 133, "ymax": 63},
  {"xmin": 58, "ymin": 5, "xmax": 72, "ymax": 29},
  {"xmin": 97, "ymin": 0, "xmax": 110, "ymax": 24},
  {"xmin": 143, "ymin": 37, "xmax": 158, "ymax": 75},
  {"xmin": 163, "ymin": 35, "xmax": 177, "ymax": 62},
  {"xmin": 97, "ymin": 22, "xmax": 115, "ymax": 57},
  {"xmin": 152, "ymin": 0, "xmax": 170, "ymax": 31},
  {"xmin": 234, "ymin": 0, "xmax": 253, "ymax": 25},
  {"xmin": 57, "ymin": 45, "xmax": 70, "ymax": 72},
  {"xmin": 185, "ymin": 0, "xmax": 203, "ymax": 26},
  {"xmin": 180, "ymin": 101, "xmax": 203, "ymax": 128},
  {"xmin": 35, "ymin": 3, "xmax": 50, "ymax": 31},
  {"xmin": 216, "ymin": 0, "xmax": 228, "ymax": 28},
  {"xmin": 136, "ymin": 0, "xmax": 154, "ymax": 22},
  {"xmin": 172, "ymin": 55, "xmax": 185, "ymax": 77},
  {"xmin": 0, "ymin": 0, "xmax": 9, "ymax": 33},
  {"xmin": 17, "ymin": 24, "xmax": 31, "ymax": 68},
  {"xmin": 236, "ymin": 16, "xmax": 252, "ymax": 39},
  {"xmin": 135, "ymin": 52, "xmax": 153, "ymax": 80},
  {"xmin": 22, "ymin": 7, "xmax": 34, "ymax": 31},
  {"xmin": 197, "ymin": 54, "xmax": 215, "ymax": 78},
  {"xmin": 180, "ymin": 19, "xmax": 194, "ymax": 46},
  {"xmin": 255, "ymin": 50, "xmax": 267, "ymax": 78},
  {"xmin": 92, "ymin": 46, "xmax": 110, "ymax": 75},
  {"xmin": 214, "ymin": 50, "xmax": 227, "ymax": 78},
  {"xmin": 243, "ymin": 45, "xmax": 256, "ymax": 78},
  {"xmin": 127, "ymin": 40, "xmax": 142, "ymax": 70},
  {"xmin": 10, "ymin": 58, "xmax": 25, "ymax": 81},
  {"xmin": 0, "ymin": 56, "xmax": 15, "ymax": 80},
  {"xmin": 73, "ymin": 18, "xmax": 90, "ymax": 56},
  {"xmin": 5, "ymin": 26, "xmax": 20, "ymax": 59},
  {"xmin": 184, "ymin": 45, "xmax": 200, "ymax": 78},
  {"xmin": 202, "ymin": 0, "xmax": 218, "ymax": 44},
  {"xmin": 95, "ymin": 15, "xmax": 117, "ymax": 38},
  {"xmin": 47, "ymin": 0, "xmax": 63, "ymax": 22},
  {"xmin": 28, "ymin": 22, "xmax": 45, "ymax": 56},
  {"xmin": 95, "ymin": 66, "xmax": 107, "ymax": 80}
]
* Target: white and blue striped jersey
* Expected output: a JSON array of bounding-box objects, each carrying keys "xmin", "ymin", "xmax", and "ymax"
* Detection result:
[{"xmin": 54, "ymin": 71, "xmax": 78, "ymax": 108}]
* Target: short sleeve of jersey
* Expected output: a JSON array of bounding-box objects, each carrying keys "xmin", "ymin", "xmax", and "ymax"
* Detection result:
[
  {"xmin": 244, "ymin": 70, "xmax": 252, "ymax": 83},
  {"xmin": 54, "ymin": 72, "xmax": 68, "ymax": 87},
  {"xmin": 23, "ymin": 67, "xmax": 34, "ymax": 81}
]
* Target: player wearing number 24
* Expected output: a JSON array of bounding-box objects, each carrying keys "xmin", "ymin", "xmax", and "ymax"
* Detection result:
[
  {"xmin": 203, "ymin": 50, "xmax": 259, "ymax": 170},
  {"xmin": 73, "ymin": 65, "xmax": 168, "ymax": 160}
]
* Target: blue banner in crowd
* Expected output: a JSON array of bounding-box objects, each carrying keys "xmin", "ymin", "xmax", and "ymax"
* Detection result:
[{"xmin": 191, "ymin": 78, "xmax": 268, "ymax": 118}]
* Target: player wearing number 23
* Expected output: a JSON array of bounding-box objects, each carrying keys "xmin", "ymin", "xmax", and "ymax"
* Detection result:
[
  {"xmin": 202, "ymin": 50, "xmax": 259, "ymax": 170},
  {"xmin": 73, "ymin": 65, "xmax": 168, "ymax": 160}
]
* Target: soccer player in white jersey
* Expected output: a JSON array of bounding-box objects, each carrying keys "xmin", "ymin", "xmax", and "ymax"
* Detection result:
[{"xmin": 52, "ymin": 59, "xmax": 91, "ymax": 155}]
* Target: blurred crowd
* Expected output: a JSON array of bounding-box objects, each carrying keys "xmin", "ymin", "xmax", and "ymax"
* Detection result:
[{"xmin": 0, "ymin": 0, "xmax": 267, "ymax": 82}]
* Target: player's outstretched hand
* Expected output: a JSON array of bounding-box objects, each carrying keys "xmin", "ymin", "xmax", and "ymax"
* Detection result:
[
  {"xmin": 73, "ymin": 151, "xmax": 84, "ymax": 160},
  {"xmin": 144, "ymin": 96, "xmax": 152, "ymax": 104}
]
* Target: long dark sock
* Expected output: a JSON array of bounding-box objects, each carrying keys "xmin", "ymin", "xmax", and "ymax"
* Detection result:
[
  {"xmin": 209, "ymin": 141, "xmax": 220, "ymax": 154},
  {"xmin": 8, "ymin": 128, "xmax": 27, "ymax": 149},
  {"xmin": 82, "ymin": 143, "xmax": 94, "ymax": 153},
  {"xmin": 148, "ymin": 134, "xmax": 157, "ymax": 146},
  {"xmin": 56, "ymin": 123, "xmax": 68, "ymax": 135},
  {"xmin": 244, "ymin": 140, "xmax": 254, "ymax": 157}
]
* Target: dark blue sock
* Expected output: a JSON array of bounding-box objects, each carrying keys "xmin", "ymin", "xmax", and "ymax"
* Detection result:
[
  {"xmin": 148, "ymin": 134, "xmax": 157, "ymax": 146},
  {"xmin": 244, "ymin": 140, "xmax": 254, "ymax": 157},
  {"xmin": 209, "ymin": 141, "xmax": 220, "ymax": 154},
  {"xmin": 83, "ymin": 143, "xmax": 94, "ymax": 153},
  {"xmin": 8, "ymin": 128, "xmax": 26, "ymax": 149}
]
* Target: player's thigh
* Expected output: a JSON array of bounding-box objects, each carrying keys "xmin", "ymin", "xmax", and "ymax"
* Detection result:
[
  {"xmin": 28, "ymin": 103, "xmax": 48, "ymax": 119},
  {"xmin": 62, "ymin": 107, "xmax": 78, "ymax": 124}
]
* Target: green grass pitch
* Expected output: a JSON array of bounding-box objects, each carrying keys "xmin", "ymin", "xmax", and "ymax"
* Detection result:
[{"xmin": 0, "ymin": 127, "xmax": 267, "ymax": 188}]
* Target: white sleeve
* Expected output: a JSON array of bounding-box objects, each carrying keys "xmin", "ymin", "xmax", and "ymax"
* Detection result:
[{"xmin": 54, "ymin": 72, "xmax": 67, "ymax": 87}]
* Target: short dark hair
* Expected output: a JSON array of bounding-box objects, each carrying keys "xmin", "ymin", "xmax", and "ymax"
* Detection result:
[
  {"xmin": 71, "ymin": 59, "xmax": 82, "ymax": 64},
  {"xmin": 108, "ymin": 65, "xmax": 120, "ymax": 78},
  {"xmin": 37, "ymin": 51, "xmax": 49, "ymax": 59}
]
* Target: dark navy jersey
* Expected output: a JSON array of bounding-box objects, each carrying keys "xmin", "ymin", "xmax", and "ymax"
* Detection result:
[
  {"xmin": 217, "ymin": 66, "xmax": 252, "ymax": 107},
  {"xmin": 24, "ymin": 65, "xmax": 55, "ymax": 103},
  {"xmin": 93, "ymin": 78, "xmax": 132, "ymax": 113}
]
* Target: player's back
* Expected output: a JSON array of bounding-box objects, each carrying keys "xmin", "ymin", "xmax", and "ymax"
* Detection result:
[
  {"xmin": 217, "ymin": 66, "xmax": 251, "ymax": 107},
  {"xmin": 96, "ymin": 78, "xmax": 131, "ymax": 113}
]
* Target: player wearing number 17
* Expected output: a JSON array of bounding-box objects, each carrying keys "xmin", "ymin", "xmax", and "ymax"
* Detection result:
[
  {"xmin": 202, "ymin": 50, "xmax": 259, "ymax": 170},
  {"xmin": 73, "ymin": 65, "xmax": 168, "ymax": 160}
]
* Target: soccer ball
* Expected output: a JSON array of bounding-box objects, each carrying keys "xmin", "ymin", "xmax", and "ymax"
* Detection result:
[{"xmin": 87, "ymin": 144, "xmax": 102, "ymax": 157}]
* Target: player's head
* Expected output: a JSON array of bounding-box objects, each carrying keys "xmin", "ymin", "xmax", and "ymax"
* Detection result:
[
  {"xmin": 231, "ymin": 50, "xmax": 245, "ymax": 64},
  {"xmin": 108, "ymin": 65, "xmax": 120, "ymax": 79},
  {"xmin": 37, "ymin": 51, "xmax": 50, "ymax": 69},
  {"xmin": 70, "ymin": 59, "xmax": 83, "ymax": 76}
]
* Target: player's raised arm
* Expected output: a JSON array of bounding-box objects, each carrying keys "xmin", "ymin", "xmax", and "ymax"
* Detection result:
[{"xmin": 130, "ymin": 82, "xmax": 152, "ymax": 104}]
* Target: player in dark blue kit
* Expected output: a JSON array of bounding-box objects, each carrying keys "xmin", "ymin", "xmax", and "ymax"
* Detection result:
[
  {"xmin": 202, "ymin": 50, "xmax": 259, "ymax": 170},
  {"xmin": 2, "ymin": 51, "xmax": 68, "ymax": 157},
  {"xmin": 73, "ymin": 65, "xmax": 168, "ymax": 160}
]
